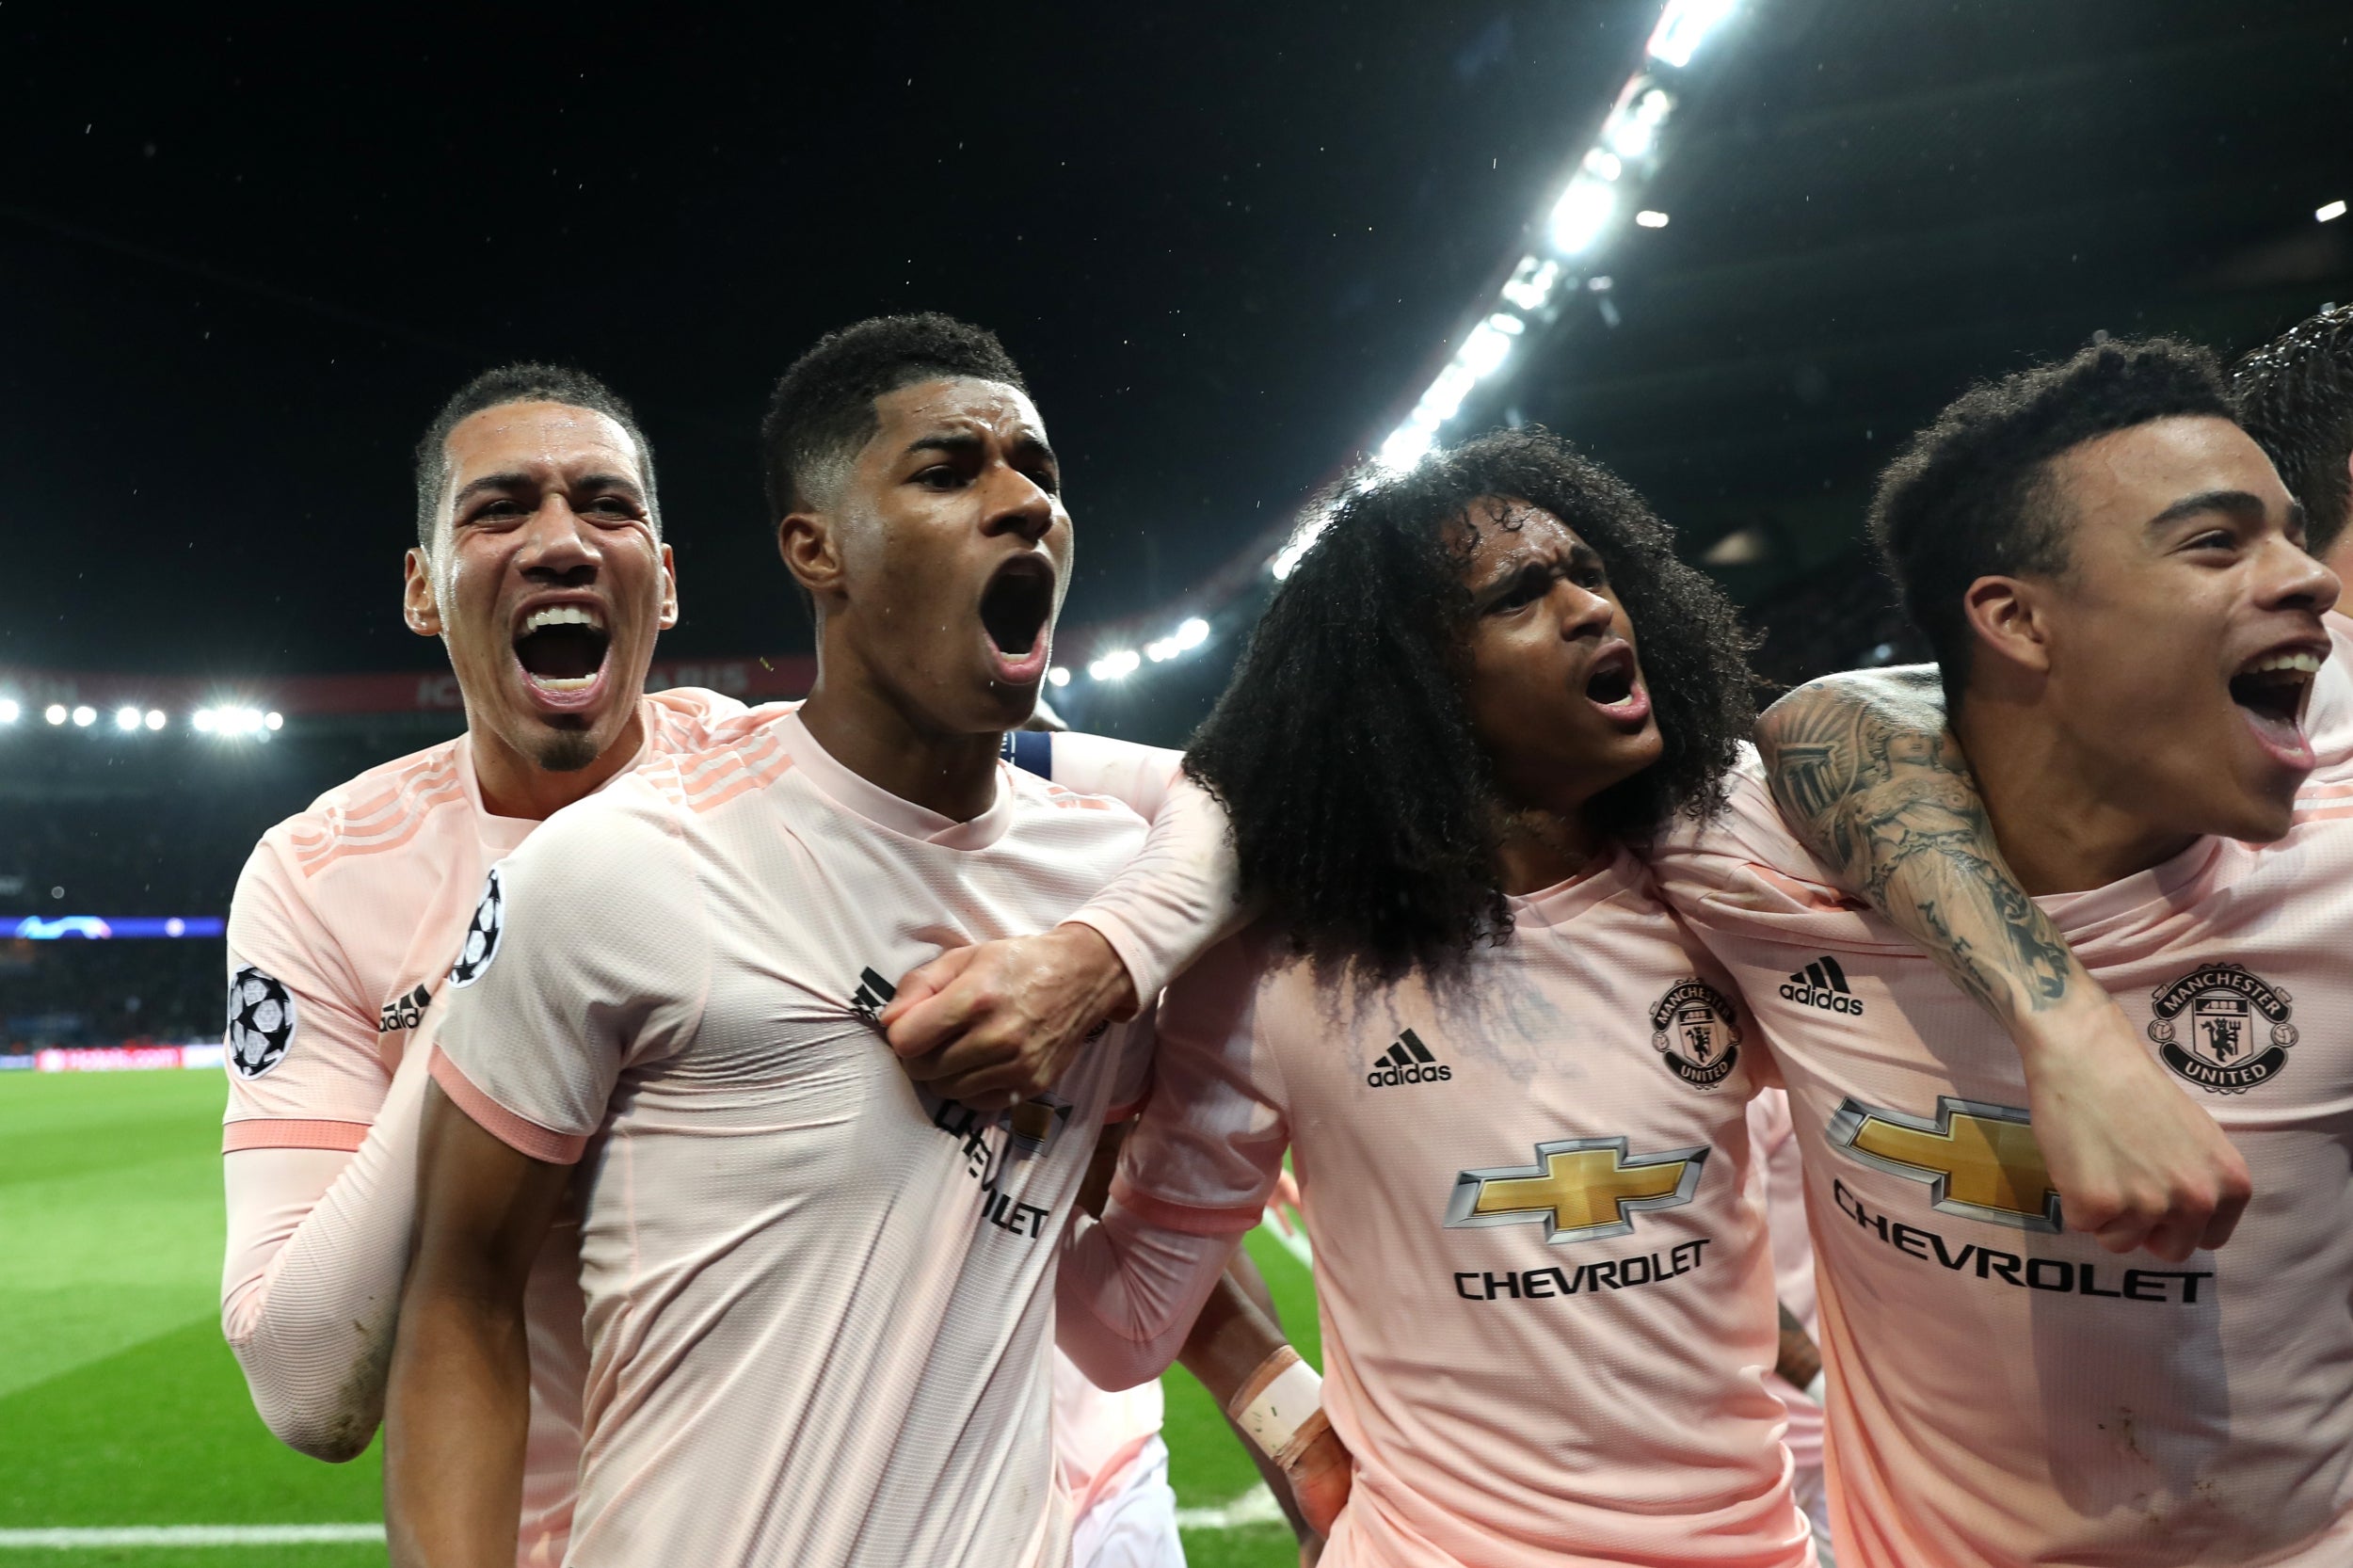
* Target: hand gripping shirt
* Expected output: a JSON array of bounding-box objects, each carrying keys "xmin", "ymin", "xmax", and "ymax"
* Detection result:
[
  {"xmin": 1650, "ymin": 755, "xmax": 2353, "ymax": 1567},
  {"xmin": 1110, "ymin": 845, "xmax": 1813, "ymax": 1568},
  {"xmin": 220, "ymin": 687, "xmax": 760, "ymax": 1560},
  {"xmin": 430, "ymin": 712, "xmax": 1155, "ymax": 1568}
]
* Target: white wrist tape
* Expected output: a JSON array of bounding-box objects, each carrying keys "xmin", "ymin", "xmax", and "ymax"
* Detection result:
[
  {"xmin": 1229, "ymin": 1349, "xmax": 1323, "ymax": 1463},
  {"xmin": 1804, "ymin": 1370, "xmax": 1827, "ymax": 1405}
]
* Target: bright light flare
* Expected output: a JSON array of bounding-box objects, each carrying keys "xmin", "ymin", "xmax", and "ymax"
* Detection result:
[
  {"xmin": 1499, "ymin": 255, "xmax": 1561, "ymax": 312},
  {"xmin": 45, "ymin": 704, "xmax": 68, "ymax": 726},
  {"xmin": 0, "ymin": 698, "xmax": 17, "ymax": 725},
  {"xmin": 1088, "ymin": 649, "xmax": 1141, "ymax": 681},
  {"xmin": 1604, "ymin": 86, "xmax": 1674, "ymax": 161},
  {"xmin": 71, "ymin": 706, "xmax": 95, "ymax": 728},
  {"xmin": 115, "ymin": 707, "xmax": 142, "ymax": 731},
  {"xmin": 1647, "ymin": 0, "xmax": 1738, "ymax": 70},
  {"xmin": 2320, "ymin": 200, "xmax": 2348, "ymax": 223},
  {"xmin": 1549, "ymin": 178, "xmax": 1617, "ymax": 255},
  {"xmin": 146, "ymin": 710, "xmax": 167, "ymax": 730},
  {"xmin": 1047, "ymin": 666, "xmax": 1071, "ymax": 688},
  {"xmin": 197, "ymin": 706, "xmax": 276, "ymax": 736},
  {"xmin": 1271, "ymin": 516, "xmax": 1335, "ymax": 576},
  {"xmin": 1636, "ymin": 209, "xmax": 1670, "ymax": 228},
  {"xmin": 1175, "ymin": 617, "xmax": 1210, "ymax": 650}
]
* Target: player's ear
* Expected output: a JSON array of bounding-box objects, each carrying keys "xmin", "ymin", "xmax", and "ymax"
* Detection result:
[
  {"xmin": 778, "ymin": 509, "xmax": 848, "ymax": 608},
  {"xmin": 403, "ymin": 547, "xmax": 444, "ymax": 638},
  {"xmin": 1961, "ymin": 574, "xmax": 2053, "ymax": 679},
  {"xmin": 656, "ymin": 541, "xmax": 680, "ymax": 631}
]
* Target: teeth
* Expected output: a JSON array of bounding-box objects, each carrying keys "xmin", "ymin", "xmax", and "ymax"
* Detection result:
[
  {"xmin": 521, "ymin": 605, "xmax": 606, "ymax": 634},
  {"xmin": 530, "ymin": 675, "xmax": 596, "ymax": 693}
]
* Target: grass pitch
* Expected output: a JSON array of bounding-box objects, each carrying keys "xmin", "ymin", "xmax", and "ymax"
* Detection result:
[{"xmin": 0, "ymin": 1069, "xmax": 1319, "ymax": 1566}]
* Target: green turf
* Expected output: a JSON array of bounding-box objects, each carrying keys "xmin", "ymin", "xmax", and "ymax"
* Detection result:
[{"xmin": 0, "ymin": 1069, "xmax": 1321, "ymax": 1566}]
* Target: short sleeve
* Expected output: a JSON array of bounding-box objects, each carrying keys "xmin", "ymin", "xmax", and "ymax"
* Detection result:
[
  {"xmin": 222, "ymin": 837, "xmax": 392, "ymax": 1154},
  {"xmin": 429, "ymin": 785, "xmax": 711, "ymax": 1165},
  {"xmin": 1108, "ymin": 931, "xmax": 1288, "ymax": 1236}
]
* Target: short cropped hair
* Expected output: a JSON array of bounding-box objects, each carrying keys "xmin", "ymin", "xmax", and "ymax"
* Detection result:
[
  {"xmin": 1184, "ymin": 426, "xmax": 1756, "ymax": 979},
  {"xmin": 413, "ymin": 363, "xmax": 659, "ymax": 551},
  {"xmin": 1868, "ymin": 338, "xmax": 2235, "ymax": 707},
  {"xmin": 759, "ymin": 313, "xmax": 1026, "ymax": 520},
  {"xmin": 2233, "ymin": 303, "xmax": 2353, "ymax": 557}
]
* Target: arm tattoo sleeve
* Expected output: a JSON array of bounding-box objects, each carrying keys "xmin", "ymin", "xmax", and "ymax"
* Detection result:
[{"xmin": 1756, "ymin": 669, "xmax": 2077, "ymax": 1021}]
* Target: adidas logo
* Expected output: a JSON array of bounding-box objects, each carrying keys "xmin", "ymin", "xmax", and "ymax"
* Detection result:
[
  {"xmin": 850, "ymin": 967, "xmax": 897, "ymax": 1028},
  {"xmin": 1365, "ymin": 1029, "xmax": 1453, "ymax": 1088},
  {"xmin": 378, "ymin": 982, "xmax": 433, "ymax": 1033},
  {"xmin": 1780, "ymin": 955, "xmax": 1865, "ymax": 1016}
]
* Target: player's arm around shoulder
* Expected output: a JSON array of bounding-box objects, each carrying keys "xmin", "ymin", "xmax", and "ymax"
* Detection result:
[{"xmin": 1753, "ymin": 666, "xmax": 2250, "ymax": 1261}]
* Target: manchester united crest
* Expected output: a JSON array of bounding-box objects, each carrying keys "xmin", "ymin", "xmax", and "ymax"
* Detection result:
[
  {"xmin": 2147, "ymin": 962, "xmax": 2296, "ymax": 1095},
  {"xmin": 1649, "ymin": 979, "xmax": 1741, "ymax": 1091}
]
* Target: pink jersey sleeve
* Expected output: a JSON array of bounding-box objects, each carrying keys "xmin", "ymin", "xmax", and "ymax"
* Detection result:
[
  {"xmin": 430, "ymin": 785, "xmax": 712, "ymax": 1164},
  {"xmin": 221, "ymin": 1033, "xmax": 433, "ymax": 1460},
  {"xmin": 1065, "ymin": 776, "xmax": 1248, "ymax": 1005},
  {"xmin": 1647, "ymin": 756, "xmax": 1892, "ymax": 953},
  {"xmin": 223, "ymin": 837, "xmax": 394, "ymax": 1152},
  {"xmin": 1045, "ymin": 731, "xmax": 1184, "ymax": 823}
]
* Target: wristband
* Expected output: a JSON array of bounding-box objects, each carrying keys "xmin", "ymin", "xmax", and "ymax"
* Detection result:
[
  {"xmin": 1803, "ymin": 1370, "xmax": 1826, "ymax": 1405},
  {"xmin": 1225, "ymin": 1345, "xmax": 1323, "ymax": 1464}
]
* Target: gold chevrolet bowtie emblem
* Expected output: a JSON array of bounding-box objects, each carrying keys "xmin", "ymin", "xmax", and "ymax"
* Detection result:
[
  {"xmin": 1444, "ymin": 1137, "xmax": 1709, "ymax": 1245},
  {"xmin": 1826, "ymin": 1096, "xmax": 2060, "ymax": 1232}
]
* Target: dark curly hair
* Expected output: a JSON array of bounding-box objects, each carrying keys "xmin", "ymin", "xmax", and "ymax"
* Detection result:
[
  {"xmin": 1183, "ymin": 426, "xmax": 1756, "ymax": 979},
  {"xmin": 415, "ymin": 363, "xmax": 657, "ymax": 552},
  {"xmin": 2233, "ymin": 303, "xmax": 2353, "ymax": 558},
  {"xmin": 760, "ymin": 312, "xmax": 1027, "ymax": 520},
  {"xmin": 1869, "ymin": 337, "xmax": 2234, "ymax": 712}
]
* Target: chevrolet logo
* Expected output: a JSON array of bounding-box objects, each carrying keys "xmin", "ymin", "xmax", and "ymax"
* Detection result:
[
  {"xmin": 1444, "ymin": 1137, "xmax": 1709, "ymax": 1245},
  {"xmin": 1825, "ymin": 1096, "xmax": 2060, "ymax": 1233}
]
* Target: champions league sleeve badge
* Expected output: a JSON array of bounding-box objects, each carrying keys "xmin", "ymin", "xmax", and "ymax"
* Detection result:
[
  {"xmin": 447, "ymin": 866, "xmax": 505, "ymax": 989},
  {"xmin": 226, "ymin": 966, "xmax": 297, "ymax": 1080},
  {"xmin": 2147, "ymin": 962, "xmax": 2296, "ymax": 1094},
  {"xmin": 1649, "ymin": 979, "xmax": 1742, "ymax": 1090}
]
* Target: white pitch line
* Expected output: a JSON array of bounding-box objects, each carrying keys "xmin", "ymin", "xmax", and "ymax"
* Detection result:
[
  {"xmin": 0, "ymin": 1525, "xmax": 385, "ymax": 1548},
  {"xmin": 1175, "ymin": 1480, "xmax": 1286, "ymax": 1531},
  {"xmin": 1260, "ymin": 1207, "xmax": 1314, "ymax": 1270}
]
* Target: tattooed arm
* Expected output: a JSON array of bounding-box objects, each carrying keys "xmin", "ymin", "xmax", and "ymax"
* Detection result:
[{"xmin": 1758, "ymin": 665, "xmax": 2250, "ymax": 1261}]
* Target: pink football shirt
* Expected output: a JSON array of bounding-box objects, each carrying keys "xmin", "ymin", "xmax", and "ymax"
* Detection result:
[
  {"xmin": 1748, "ymin": 1090, "xmax": 1823, "ymax": 1477},
  {"xmin": 1652, "ymin": 756, "xmax": 2353, "ymax": 1566},
  {"xmin": 430, "ymin": 712, "xmax": 1155, "ymax": 1568},
  {"xmin": 1112, "ymin": 846, "xmax": 1814, "ymax": 1568},
  {"xmin": 222, "ymin": 687, "xmax": 760, "ymax": 1561}
]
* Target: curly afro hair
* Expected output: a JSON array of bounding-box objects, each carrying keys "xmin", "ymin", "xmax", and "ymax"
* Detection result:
[{"xmin": 1183, "ymin": 425, "xmax": 1756, "ymax": 980}]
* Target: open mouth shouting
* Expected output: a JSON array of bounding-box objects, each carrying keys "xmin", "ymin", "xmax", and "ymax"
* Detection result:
[
  {"xmin": 512, "ymin": 600, "xmax": 615, "ymax": 713},
  {"xmin": 2227, "ymin": 644, "xmax": 2327, "ymax": 770},
  {"xmin": 1583, "ymin": 640, "xmax": 1653, "ymax": 729},
  {"xmin": 980, "ymin": 553, "xmax": 1057, "ymax": 686}
]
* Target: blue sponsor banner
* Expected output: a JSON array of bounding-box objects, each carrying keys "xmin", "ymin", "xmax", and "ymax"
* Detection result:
[{"xmin": 8, "ymin": 916, "xmax": 226, "ymax": 940}]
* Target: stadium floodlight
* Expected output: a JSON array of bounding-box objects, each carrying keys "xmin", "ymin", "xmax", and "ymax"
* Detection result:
[
  {"xmin": 1088, "ymin": 648, "xmax": 1141, "ymax": 681},
  {"xmin": 1047, "ymin": 666, "xmax": 1071, "ymax": 688},
  {"xmin": 144, "ymin": 710, "xmax": 166, "ymax": 730},
  {"xmin": 265, "ymin": 712, "xmax": 283, "ymax": 731},
  {"xmin": 2321, "ymin": 200, "xmax": 2348, "ymax": 223},
  {"xmin": 1271, "ymin": 514, "xmax": 1334, "ymax": 577},
  {"xmin": 1498, "ymin": 255, "xmax": 1561, "ymax": 312},
  {"xmin": 1548, "ymin": 178, "xmax": 1617, "ymax": 256},
  {"xmin": 1582, "ymin": 148, "xmax": 1623, "ymax": 183},
  {"xmin": 1145, "ymin": 637, "xmax": 1177, "ymax": 663},
  {"xmin": 71, "ymin": 705, "xmax": 95, "ymax": 727},
  {"xmin": 1636, "ymin": 209, "xmax": 1670, "ymax": 228},
  {"xmin": 1646, "ymin": 0, "xmax": 1738, "ymax": 70},
  {"xmin": 192, "ymin": 709, "xmax": 216, "ymax": 732},
  {"xmin": 1176, "ymin": 616, "xmax": 1210, "ymax": 650},
  {"xmin": 1603, "ymin": 85, "xmax": 1674, "ymax": 162},
  {"xmin": 0, "ymin": 698, "xmax": 17, "ymax": 725},
  {"xmin": 115, "ymin": 706, "xmax": 142, "ymax": 731},
  {"xmin": 45, "ymin": 704, "xmax": 68, "ymax": 725}
]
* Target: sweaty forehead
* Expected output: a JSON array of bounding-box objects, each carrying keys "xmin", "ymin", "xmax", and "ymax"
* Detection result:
[
  {"xmin": 868, "ymin": 377, "xmax": 1045, "ymax": 451},
  {"xmin": 443, "ymin": 400, "xmax": 643, "ymax": 485},
  {"xmin": 1456, "ymin": 499, "xmax": 1580, "ymax": 563}
]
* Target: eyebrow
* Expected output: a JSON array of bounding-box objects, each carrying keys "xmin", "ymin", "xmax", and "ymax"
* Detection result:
[
  {"xmin": 901, "ymin": 429, "xmax": 1059, "ymax": 467},
  {"xmin": 449, "ymin": 471, "xmax": 644, "ymax": 512},
  {"xmin": 2145, "ymin": 488, "xmax": 2267, "ymax": 532},
  {"xmin": 1471, "ymin": 541, "xmax": 1602, "ymax": 605}
]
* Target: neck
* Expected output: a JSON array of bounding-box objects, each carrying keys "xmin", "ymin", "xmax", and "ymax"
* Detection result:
[
  {"xmin": 1493, "ymin": 806, "xmax": 1601, "ymax": 896},
  {"xmin": 470, "ymin": 707, "xmax": 648, "ymax": 822},
  {"xmin": 797, "ymin": 642, "xmax": 1002, "ymax": 823},
  {"xmin": 1953, "ymin": 696, "xmax": 2196, "ymax": 895}
]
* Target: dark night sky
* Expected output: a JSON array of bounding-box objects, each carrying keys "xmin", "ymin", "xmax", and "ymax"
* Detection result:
[
  {"xmin": 4, "ymin": 1, "xmax": 2349, "ymax": 716},
  {"xmin": 0, "ymin": 2, "xmax": 1659, "ymax": 680}
]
